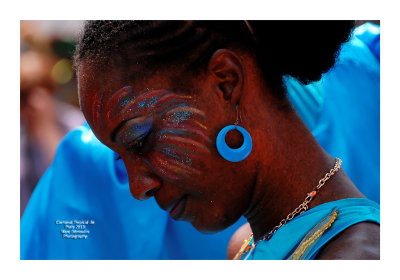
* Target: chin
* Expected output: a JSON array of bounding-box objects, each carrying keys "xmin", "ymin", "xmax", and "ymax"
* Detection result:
[{"xmin": 190, "ymin": 216, "xmax": 235, "ymax": 235}]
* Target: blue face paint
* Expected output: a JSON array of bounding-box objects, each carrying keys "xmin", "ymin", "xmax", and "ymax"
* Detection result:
[
  {"xmin": 138, "ymin": 96, "xmax": 161, "ymax": 109},
  {"xmin": 156, "ymin": 147, "xmax": 193, "ymax": 166},
  {"xmin": 160, "ymin": 103, "xmax": 189, "ymax": 117},
  {"xmin": 107, "ymin": 88, "xmax": 208, "ymax": 183},
  {"xmin": 116, "ymin": 96, "xmax": 136, "ymax": 112},
  {"xmin": 167, "ymin": 111, "xmax": 193, "ymax": 125}
]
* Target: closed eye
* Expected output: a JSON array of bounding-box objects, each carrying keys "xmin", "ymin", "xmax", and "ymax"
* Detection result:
[
  {"xmin": 115, "ymin": 130, "xmax": 152, "ymax": 160},
  {"xmin": 114, "ymin": 116, "xmax": 153, "ymax": 150},
  {"xmin": 127, "ymin": 130, "xmax": 152, "ymax": 152}
]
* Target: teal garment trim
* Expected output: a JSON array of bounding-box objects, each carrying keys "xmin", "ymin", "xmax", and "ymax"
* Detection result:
[
  {"xmin": 242, "ymin": 198, "xmax": 380, "ymax": 260},
  {"xmin": 286, "ymin": 207, "xmax": 339, "ymax": 260}
]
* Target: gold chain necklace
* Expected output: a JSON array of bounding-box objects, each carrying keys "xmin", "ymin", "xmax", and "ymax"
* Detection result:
[{"xmin": 233, "ymin": 158, "xmax": 342, "ymax": 260}]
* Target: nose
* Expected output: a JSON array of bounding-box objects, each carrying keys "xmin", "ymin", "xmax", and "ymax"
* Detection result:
[
  {"xmin": 130, "ymin": 174, "xmax": 161, "ymax": 200},
  {"xmin": 125, "ymin": 158, "xmax": 161, "ymax": 200}
]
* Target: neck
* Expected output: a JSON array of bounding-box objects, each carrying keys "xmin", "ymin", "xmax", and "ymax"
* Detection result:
[{"xmin": 244, "ymin": 103, "xmax": 364, "ymax": 240}]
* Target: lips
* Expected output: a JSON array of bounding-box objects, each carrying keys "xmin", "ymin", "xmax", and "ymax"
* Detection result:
[{"xmin": 169, "ymin": 196, "xmax": 187, "ymax": 220}]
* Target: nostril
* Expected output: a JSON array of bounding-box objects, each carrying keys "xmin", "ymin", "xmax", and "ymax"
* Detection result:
[
  {"xmin": 129, "ymin": 174, "xmax": 161, "ymax": 200},
  {"xmin": 144, "ymin": 188, "xmax": 157, "ymax": 198}
]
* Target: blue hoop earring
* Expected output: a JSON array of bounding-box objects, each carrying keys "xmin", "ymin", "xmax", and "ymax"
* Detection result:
[{"xmin": 216, "ymin": 125, "xmax": 252, "ymax": 162}]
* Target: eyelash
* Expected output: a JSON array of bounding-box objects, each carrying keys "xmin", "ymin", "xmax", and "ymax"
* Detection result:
[
  {"xmin": 127, "ymin": 130, "xmax": 152, "ymax": 152},
  {"xmin": 115, "ymin": 133, "xmax": 149, "ymax": 161}
]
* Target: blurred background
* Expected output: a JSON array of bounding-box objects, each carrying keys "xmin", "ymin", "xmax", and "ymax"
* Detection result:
[
  {"xmin": 20, "ymin": 21, "xmax": 85, "ymax": 217},
  {"xmin": 19, "ymin": 20, "xmax": 379, "ymax": 218}
]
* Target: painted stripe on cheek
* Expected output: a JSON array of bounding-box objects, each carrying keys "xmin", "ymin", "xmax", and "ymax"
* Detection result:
[
  {"xmin": 153, "ymin": 155, "xmax": 201, "ymax": 177},
  {"xmin": 142, "ymin": 157, "xmax": 179, "ymax": 181},
  {"xmin": 159, "ymin": 135, "xmax": 211, "ymax": 154},
  {"xmin": 153, "ymin": 146, "xmax": 196, "ymax": 165},
  {"xmin": 158, "ymin": 127, "xmax": 211, "ymax": 143},
  {"xmin": 164, "ymin": 106, "xmax": 206, "ymax": 119}
]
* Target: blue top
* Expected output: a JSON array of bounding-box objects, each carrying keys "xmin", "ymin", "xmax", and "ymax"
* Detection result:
[{"xmin": 242, "ymin": 198, "xmax": 380, "ymax": 260}]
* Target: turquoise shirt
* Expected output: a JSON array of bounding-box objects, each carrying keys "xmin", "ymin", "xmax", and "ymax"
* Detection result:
[{"xmin": 242, "ymin": 198, "xmax": 380, "ymax": 260}]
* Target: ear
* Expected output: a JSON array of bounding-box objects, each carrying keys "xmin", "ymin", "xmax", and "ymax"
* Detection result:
[{"xmin": 208, "ymin": 49, "xmax": 244, "ymax": 105}]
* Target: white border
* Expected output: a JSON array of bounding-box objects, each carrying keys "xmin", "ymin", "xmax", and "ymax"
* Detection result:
[{"xmin": 2, "ymin": 0, "xmax": 398, "ymax": 279}]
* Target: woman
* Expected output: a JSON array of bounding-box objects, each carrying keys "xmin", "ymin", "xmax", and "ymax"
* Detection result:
[{"xmin": 74, "ymin": 20, "xmax": 379, "ymax": 260}]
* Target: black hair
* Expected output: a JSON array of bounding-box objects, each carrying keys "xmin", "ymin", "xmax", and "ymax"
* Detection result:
[{"xmin": 74, "ymin": 20, "xmax": 354, "ymax": 91}]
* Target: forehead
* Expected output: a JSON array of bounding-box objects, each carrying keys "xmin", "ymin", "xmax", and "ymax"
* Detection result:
[
  {"xmin": 78, "ymin": 62, "xmax": 174, "ymax": 120},
  {"xmin": 78, "ymin": 58, "xmax": 186, "ymax": 93}
]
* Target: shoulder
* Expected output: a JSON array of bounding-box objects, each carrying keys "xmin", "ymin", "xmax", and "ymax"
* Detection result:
[
  {"xmin": 315, "ymin": 221, "xmax": 380, "ymax": 260},
  {"xmin": 227, "ymin": 223, "xmax": 252, "ymax": 260}
]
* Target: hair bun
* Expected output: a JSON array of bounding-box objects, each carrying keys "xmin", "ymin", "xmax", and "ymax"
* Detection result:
[{"xmin": 249, "ymin": 21, "xmax": 354, "ymax": 84}]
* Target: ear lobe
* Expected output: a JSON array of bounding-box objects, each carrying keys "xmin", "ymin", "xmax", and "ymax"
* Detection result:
[{"xmin": 208, "ymin": 49, "xmax": 243, "ymax": 103}]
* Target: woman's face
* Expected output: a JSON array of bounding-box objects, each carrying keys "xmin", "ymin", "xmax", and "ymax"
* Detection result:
[{"xmin": 78, "ymin": 63, "xmax": 256, "ymax": 233}]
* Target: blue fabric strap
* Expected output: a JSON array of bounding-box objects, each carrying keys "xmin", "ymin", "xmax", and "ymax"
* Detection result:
[{"xmin": 243, "ymin": 198, "xmax": 380, "ymax": 260}]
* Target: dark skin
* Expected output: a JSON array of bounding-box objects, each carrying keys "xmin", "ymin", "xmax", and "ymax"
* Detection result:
[{"xmin": 78, "ymin": 47, "xmax": 379, "ymax": 259}]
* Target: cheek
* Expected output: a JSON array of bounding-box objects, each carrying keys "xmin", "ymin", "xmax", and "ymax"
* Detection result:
[{"xmin": 143, "ymin": 102, "xmax": 213, "ymax": 182}]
